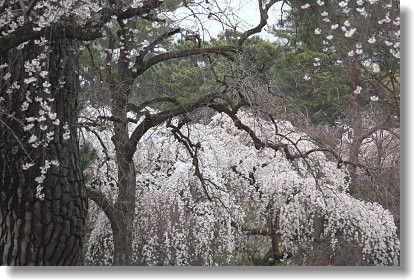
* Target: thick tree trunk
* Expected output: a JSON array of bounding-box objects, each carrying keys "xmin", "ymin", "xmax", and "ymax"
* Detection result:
[
  {"xmin": 112, "ymin": 160, "xmax": 136, "ymax": 266},
  {"xmin": 110, "ymin": 80, "xmax": 136, "ymax": 265},
  {"xmin": 0, "ymin": 39, "xmax": 86, "ymax": 265}
]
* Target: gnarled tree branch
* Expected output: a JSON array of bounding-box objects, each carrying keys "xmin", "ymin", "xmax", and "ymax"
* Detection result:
[
  {"xmin": 127, "ymin": 86, "xmax": 228, "ymax": 159},
  {"xmin": 85, "ymin": 186, "xmax": 120, "ymax": 233},
  {"xmin": 237, "ymin": 0, "xmax": 279, "ymax": 47},
  {"xmin": 134, "ymin": 46, "xmax": 239, "ymax": 76}
]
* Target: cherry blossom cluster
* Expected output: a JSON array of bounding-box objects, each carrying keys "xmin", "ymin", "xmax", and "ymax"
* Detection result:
[
  {"xmin": 300, "ymin": 0, "xmax": 399, "ymax": 103},
  {"xmin": 82, "ymin": 106, "xmax": 399, "ymax": 265},
  {"xmin": 20, "ymin": 39, "xmax": 70, "ymax": 199},
  {"xmin": 0, "ymin": 1, "xmax": 85, "ymax": 199}
]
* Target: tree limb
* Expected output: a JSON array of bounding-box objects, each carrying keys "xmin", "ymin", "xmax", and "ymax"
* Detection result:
[
  {"xmin": 237, "ymin": 0, "xmax": 279, "ymax": 47},
  {"xmin": 135, "ymin": 27, "xmax": 181, "ymax": 64},
  {"xmin": 134, "ymin": 46, "xmax": 239, "ymax": 76},
  {"xmin": 127, "ymin": 96, "xmax": 181, "ymax": 115},
  {"xmin": 126, "ymin": 86, "xmax": 228, "ymax": 159},
  {"xmin": 85, "ymin": 186, "xmax": 119, "ymax": 232},
  {"xmin": 231, "ymin": 222, "xmax": 271, "ymax": 236},
  {"xmin": 208, "ymin": 102, "xmax": 292, "ymax": 157}
]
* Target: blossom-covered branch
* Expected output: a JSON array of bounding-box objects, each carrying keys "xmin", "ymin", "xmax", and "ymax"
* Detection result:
[{"xmin": 0, "ymin": 0, "xmax": 163, "ymax": 55}]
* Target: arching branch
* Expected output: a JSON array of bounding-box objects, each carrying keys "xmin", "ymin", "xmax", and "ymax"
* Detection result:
[
  {"xmin": 134, "ymin": 46, "xmax": 239, "ymax": 76},
  {"xmin": 127, "ymin": 86, "xmax": 228, "ymax": 159},
  {"xmin": 237, "ymin": 0, "xmax": 279, "ymax": 47},
  {"xmin": 85, "ymin": 186, "xmax": 119, "ymax": 233},
  {"xmin": 208, "ymin": 103, "xmax": 293, "ymax": 158},
  {"xmin": 135, "ymin": 27, "xmax": 182, "ymax": 64}
]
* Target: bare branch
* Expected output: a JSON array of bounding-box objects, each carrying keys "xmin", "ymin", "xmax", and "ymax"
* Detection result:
[
  {"xmin": 355, "ymin": 115, "xmax": 392, "ymax": 143},
  {"xmin": 134, "ymin": 46, "xmax": 239, "ymax": 76},
  {"xmin": 127, "ymin": 86, "xmax": 228, "ymax": 159},
  {"xmin": 167, "ymin": 119, "xmax": 212, "ymax": 201},
  {"xmin": 127, "ymin": 96, "xmax": 181, "ymax": 115},
  {"xmin": 135, "ymin": 27, "xmax": 181, "ymax": 64},
  {"xmin": 208, "ymin": 102, "xmax": 292, "ymax": 157},
  {"xmin": 208, "ymin": 102, "xmax": 370, "ymax": 176},
  {"xmin": 86, "ymin": 186, "xmax": 119, "ymax": 232},
  {"xmin": 237, "ymin": 0, "xmax": 279, "ymax": 47}
]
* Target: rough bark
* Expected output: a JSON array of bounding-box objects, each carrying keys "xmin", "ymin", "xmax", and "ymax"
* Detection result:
[
  {"xmin": 0, "ymin": 38, "xmax": 86, "ymax": 265},
  {"xmin": 111, "ymin": 157, "xmax": 136, "ymax": 266},
  {"xmin": 110, "ymin": 75, "xmax": 136, "ymax": 265}
]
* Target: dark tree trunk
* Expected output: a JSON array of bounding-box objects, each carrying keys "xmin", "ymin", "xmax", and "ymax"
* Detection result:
[
  {"xmin": 112, "ymin": 160, "xmax": 136, "ymax": 266},
  {"xmin": 0, "ymin": 38, "xmax": 86, "ymax": 265},
  {"xmin": 110, "ymin": 80, "xmax": 136, "ymax": 266}
]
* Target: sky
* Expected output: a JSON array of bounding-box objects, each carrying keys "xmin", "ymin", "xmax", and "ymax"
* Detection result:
[{"xmin": 171, "ymin": 0, "xmax": 284, "ymax": 42}]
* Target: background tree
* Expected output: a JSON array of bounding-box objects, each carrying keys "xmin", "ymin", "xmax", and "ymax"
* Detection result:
[
  {"xmin": 78, "ymin": 0, "xmax": 281, "ymax": 266},
  {"xmin": 278, "ymin": 0, "xmax": 401, "ymax": 248},
  {"xmin": 82, "ymin": 108, "xmax": 399, "ymax": 266},
  {"xmin": 78, "ymin": 0, "xmax": 400, "ymax": 266}
]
